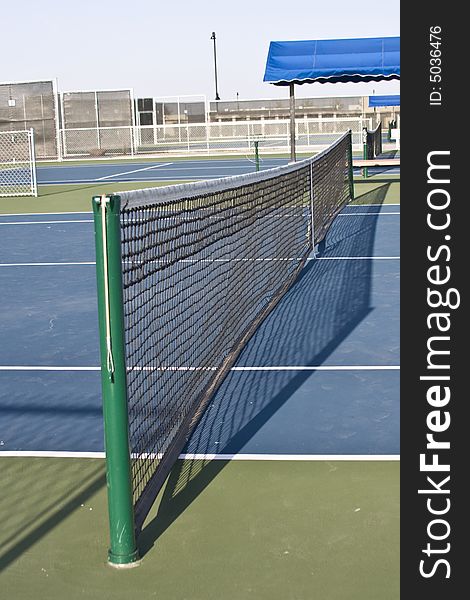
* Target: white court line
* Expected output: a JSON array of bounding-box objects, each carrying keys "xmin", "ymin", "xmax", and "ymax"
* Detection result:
[
  {"xmin": 316, "ymin": 256, "xmax": 400, "ymax": 260},
  {"xmin": 347, "ymin": 203, "xmax": 400, "ymax": 207},
  {"xmin": 43, "ymin": 175, "xmax": 266, "ymax": 183},
  {"xmin": 38, "ymin": 177, "xmax": 205, "ymax": 184},
  {"xmin": 0, "ymin": 365, "xmax": 399, "ymax": 371},
  {"xmin": 38, "ymin": 159, "xmax": 283, "ymax": 170},
  {"xmin": 0, "ymin": 256, "xmax": 400, "ymax": 267},
  {"xmin": 0, "ymin": 450, "xmax": 399, "ymax": 461},
  {"xmin": 0, "ymin": 204, "xmax": 400, "ymax": 218},
  {"xmin": 338, "ymin": 212, "xmax": 400, "ymax": 216},
  {"xmin": 42, "ymin": 172, "xmax": 391, "ymax": 184},
  {"xmin": 0, "ymin": 262, "xmax": 96, "ymax": 267},
  {"xmin": 127, "ymin": 165, "xmax": 280, "ymax": 172},
  {"xmin": 95, "ymin": 162, "xmax": 173, "ymax": 181},
  {"xmin": 0, "ymin": 211, "xmax": 93, "ymax": 217},
  {"xmin": 0, "ymin": 220, "xmax": 93, "ymax": 226},
  {"xmin": 39, "ymin": 162, "xmax": 176, "ymax": 170},
  {"xmin": 0, "ymin": 212, "xmax": 399, "ymax": 226}
]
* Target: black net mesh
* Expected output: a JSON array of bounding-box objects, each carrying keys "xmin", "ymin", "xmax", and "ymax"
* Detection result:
[
  {"xmin": 366, "ymin": 122, "xmax": 382, "ymax": 159},
  {"xmin": 117, "ymin": 132, "xmax": 352, "ymax": 532}
]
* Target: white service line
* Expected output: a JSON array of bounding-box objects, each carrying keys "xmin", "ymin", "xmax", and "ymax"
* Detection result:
[
  {"xmin": 0, "ymin": 450, "xmax": 400, "ymax": 461},
  {"xmin": 95, "ymin": 162, "xmax": 173, "ymax": 181},
  {"xmin": 137, "ymin": 165, "xmax": 277, "ymax": 172},
  {"xmin": 0, "ymin": 212, "xmax": 395, "ymax": 226},
  {"xmin": 0, "ymin": 205, "xmax": 394, "ymax": 218},
  {"xmin": 0, "ymin": 365, "xmax": 399, "ymax": 372},
  {"xmin": 0, "ymin": 256, "xmax": 399, "ymax": 267}
]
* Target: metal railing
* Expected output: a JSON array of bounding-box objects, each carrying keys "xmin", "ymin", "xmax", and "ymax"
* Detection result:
[{"xmin": 59, "ymin": 117, "xmax": 369, "ymax": 158}]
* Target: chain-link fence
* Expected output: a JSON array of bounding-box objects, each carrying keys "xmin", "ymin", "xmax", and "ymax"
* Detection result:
[
  {"xmin": 61, "ymin": 89, "xmax": 134, "ymax": 129},
  {"xmin": 60, "ymin": 117, "xmax": 368, "ymax": 157},
  {"xmin": 0, "ymin": 129, "xmax": 37, "ymax": 197},
  {"xmin": 60, "ymin": 90, "xmax": 135, "ymax": 156},
  {"xmin": 61, "ymin": 126, "xmax": 135, "ymax": 157},
  {"xmin": 0, "ymin": 80, "xmax": 59, "ymax": 159}
]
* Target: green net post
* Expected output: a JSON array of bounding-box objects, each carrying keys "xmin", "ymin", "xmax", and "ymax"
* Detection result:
[
  {"xmin": 254, "ymin": 141, "xmax": 260, "ymax": 172},
  {"xmin": 92, "ymin": 194, "xmax": 139, "ymax": 568},
  {"xmin": 348, "ymin": 131, "xmax": 355, "ymax": 201},
  {"xmin": 362, "ymin": 127, "xmax": 368, "ymax": 179}
]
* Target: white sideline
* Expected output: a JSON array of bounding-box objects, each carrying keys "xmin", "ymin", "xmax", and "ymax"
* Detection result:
[
  {"xmin": 337, "ymin": 212, "xmax": 400, "ymax": 216},
  {"xmin": 0, "ymin": 450, "xmax": 400, "ymax": 461},
  {"xmin": 0, "ymin": 262, "xmax": 96, "ymax": 267},
  {"xmin": 95, "ymin": 162, "xmax": 173, "ymax": 181},
  {"xmin": 0, "ymin": 220, "xmax": 94, "ymax": 225},
  {"xmin": 0, "ymin": 365, "xmax": 400, "ymax": 372},
  {"xmin": 0, "ymin": 211, "xmax": 93, "ymax": 216}
]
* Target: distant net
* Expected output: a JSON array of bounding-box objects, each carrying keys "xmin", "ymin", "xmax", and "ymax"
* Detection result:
[
  {"xmin": 0, "ymin": 129, "xmax": 37, "ymax": 197},
  {"xmin": 366, "ymin": 122, "xmax": 382, "ymax": 159},
  {"xmin": 105, "ymin": 131, "xmax": 352, "ymax": 533}
]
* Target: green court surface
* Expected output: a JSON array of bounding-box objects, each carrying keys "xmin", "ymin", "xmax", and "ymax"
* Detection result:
[
  {"xmin": 0, "ymin": 181, "xmax": 185, "ymax": 214},
  {"xmin": 353, "ymin": 178, "xmax": 400, "ymax": 204},
  {"xmin": 0, "ymin": 458, "xmax": 399, "ymax": 600}
]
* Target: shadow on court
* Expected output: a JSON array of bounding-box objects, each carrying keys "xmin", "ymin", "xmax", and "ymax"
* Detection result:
[
  {"xmin": 0, "ymin": 459, "xmax": 105, "ymax": 573},
  {"xmin": 139, "ymin": 183, "xmax": 391, "ymax": 557}
]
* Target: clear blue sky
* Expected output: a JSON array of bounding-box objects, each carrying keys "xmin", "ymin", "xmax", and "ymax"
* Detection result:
[{"xmin": 1, "ymin": 0, "xmax": 399, "ymax": 100}]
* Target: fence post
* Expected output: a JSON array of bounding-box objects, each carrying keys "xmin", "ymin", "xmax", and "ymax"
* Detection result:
[
  {"xmin": 92, "ymin": 195, "xmax": 139, "ymax": 568},
  {"xmin": 29, "ymin": 129, "xmax": 38, "ymax": 197},
  {"xmin": 362, "ymin": 127, "xmax": 368, "ymax": 179},
  {"xmin": 348, "ymin": 131, "xmax": 355, "ymax": 201},
  {"xmin": 130, "ymin": 126, "xmax": 135, "ymax": 157}
]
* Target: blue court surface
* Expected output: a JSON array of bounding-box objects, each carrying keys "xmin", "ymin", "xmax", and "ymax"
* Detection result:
[
  {"xmin": 0, "ymin": 197, "xmax": 399, "ymax": 457},
  {"xmin": 35, "ymin": 157, "xmax": 399, "ymax": 185}
]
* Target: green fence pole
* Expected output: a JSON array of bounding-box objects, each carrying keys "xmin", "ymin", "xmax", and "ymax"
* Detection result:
[
  {"xmin": 362, "ymin": 126, "xmax": 368, "ymax": 179},
  {"xmin": 348, "ymin": 131, "xmax": 355, "ymax": 202},
  {"xmin": 254, "ymin": 140, "xmax": 260, "ymax": 172},
  {"xmin": 92, "ymin": 195, "xmax": 139, "ymax": 568}
]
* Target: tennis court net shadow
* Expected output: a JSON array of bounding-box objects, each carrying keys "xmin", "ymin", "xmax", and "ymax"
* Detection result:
[
  {"xmin": 0, "ymin": 457, "xmax": 105, "ymax": 572},
  {"xmin": 139, "ymin": 182, "xmax": 392, "ymax": 556}
]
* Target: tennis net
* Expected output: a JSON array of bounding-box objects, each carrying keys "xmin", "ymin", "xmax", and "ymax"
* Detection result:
[
  {"xmin": 366, "ymin": 122, "xmax": 382, "ymax": 160},
  {"xmin": 93, "ymin": 131, "xmax": 353, "ymax": 551}
]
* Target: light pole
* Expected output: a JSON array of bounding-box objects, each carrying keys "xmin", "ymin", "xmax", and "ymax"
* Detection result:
[{"xmin": 210, "ymin": 32, "xmax": 220, "ymax": 101}]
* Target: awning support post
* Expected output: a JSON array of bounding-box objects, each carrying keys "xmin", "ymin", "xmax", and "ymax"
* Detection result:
[{"xmin": 289, "ymin": 83, "xmax": 296, "ymax": 162}]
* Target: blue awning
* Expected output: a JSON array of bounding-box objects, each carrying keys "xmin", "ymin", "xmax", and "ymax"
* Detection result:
[
  {"xmin": 369, "ymin": 95, "xmax": 400, "ymax": 107},
  {"xmin": 264, "ymin": 37, "xmax": 400, "ymax": 85}
]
